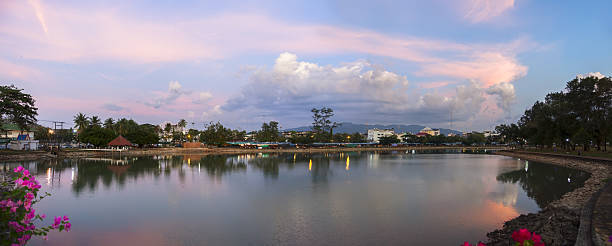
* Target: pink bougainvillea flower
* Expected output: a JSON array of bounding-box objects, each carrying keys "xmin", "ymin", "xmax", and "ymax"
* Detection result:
[
  {"xmin": 53, "ymin": 216, "xmax": 62, "ymax": 228},
  {"xmin": 22, "ymin": 170, "xmax": 30, "ymax": 176},
  {"xmin": 24, "ymin": 193, "xmax": 34, "ymax": 201},
  {"xmin": 63, "ymin": 215, "xmax": 69, "ymax": 221},
  {"xmin": 532, "ymin": 232, "xmax": 542, "ymax": 243},
  {"xmin": 512, "ymin": 228, "xmax": 532, "ymax": 243},
  {"xmin": 14, "ymin": 166, "xmax": 23, "ymax": 173},
  {"xmin": 461, "ymin": 242, "xmax": 470, "ymax": 246},
  {"xmin": 477, "ymin": 243, "xmax": 485, "ymax": 246},
  {"xmin": 65, "ymin": 222, "xmax": 72, "ymax": 232}
]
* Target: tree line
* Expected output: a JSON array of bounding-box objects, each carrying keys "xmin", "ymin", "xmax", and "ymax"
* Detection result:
[
  {"xmin": 73, "ymin": 113, "xmax": 160, "ymax": 147},
  {"xmin": 495, "ymin": 75, "xmax": 611, "ymax": 151}
]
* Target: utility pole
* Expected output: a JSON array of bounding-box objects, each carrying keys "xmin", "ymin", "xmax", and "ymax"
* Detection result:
[{"xmin": 39, "ymin": 120, "xmax": 66, "ymax": 150}]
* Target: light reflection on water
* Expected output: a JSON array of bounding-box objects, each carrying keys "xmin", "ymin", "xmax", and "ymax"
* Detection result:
[{"xmin": 0, "ymin": 152, "xmax": 589, "ymax": 245}]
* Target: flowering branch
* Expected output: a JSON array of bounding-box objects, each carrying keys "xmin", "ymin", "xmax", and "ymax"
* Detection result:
[{"xmin": 0, "ymin": 166, "xmax": 71, "ymax": 245}]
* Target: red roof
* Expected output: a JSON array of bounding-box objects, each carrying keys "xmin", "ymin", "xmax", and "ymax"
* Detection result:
[
  {"xmin": 415, "ymin": 132, "xmax": 430, "ymax": 137},
  {"xmin": 108, "ymin": 135, "xmax": 133, "ymax": 146}
]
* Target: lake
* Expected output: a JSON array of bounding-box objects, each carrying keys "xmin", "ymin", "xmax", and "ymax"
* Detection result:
[{"xmin": 1, "ymin": 151, "xmax": 589, "ymax": 245}]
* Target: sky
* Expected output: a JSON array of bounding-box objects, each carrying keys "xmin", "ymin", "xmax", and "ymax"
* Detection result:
[{"xmin": 1, "ymin": 0, "xmax": 611, "ymax": 132}]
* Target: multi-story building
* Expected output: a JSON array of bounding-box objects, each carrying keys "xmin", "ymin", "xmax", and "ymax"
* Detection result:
[
  {"xmin": 419, "ymin": 127, "xmax": 440, "ymax": 136},
  {"xmin": 367, "ymin": 128, "xmax": 395, "ymax": 143}
]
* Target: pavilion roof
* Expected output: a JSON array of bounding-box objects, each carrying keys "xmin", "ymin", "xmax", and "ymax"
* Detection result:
[{"xmin": 108, "ymin": 135, "xmax": 133, "ymax": 146}]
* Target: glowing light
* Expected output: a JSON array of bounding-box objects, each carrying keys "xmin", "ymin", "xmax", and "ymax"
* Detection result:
[
  {"xmin": 46, "ymin": 168, "xmax": 51, "ymax": 185},
  {"xmin": 188, "ymin": 158, "xmax": 191, "ymax": 165},
  {"xmin": 524, "ymin": 161, "xmax": 529, "ymax": 172},
  {"xmin": 308, "ymin": 159, "xmax": 312, "ymax": 171},
  {"xmin": 71, "ymin": 167, "xmax": 74, "ymax": 181},
  {"xmin": 346, "ymin": 156, "xmax": 350, "ymax": 170}
]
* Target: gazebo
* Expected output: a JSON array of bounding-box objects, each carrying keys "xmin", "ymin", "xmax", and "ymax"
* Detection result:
[{"xmin": 108, "ymin": 135, "xmax": 133, "ymax": 149}]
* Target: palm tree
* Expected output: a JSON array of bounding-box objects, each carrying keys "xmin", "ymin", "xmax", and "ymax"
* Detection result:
[
  {"xmin": 104, "ymin": 118, "xmax": 114, "ymax": 130},
  {"xmin": 178, "ymin": 119, "xmax": 187, "ymax": 131},
  {"xmin": 73, "ymin": 113, "xmax": 90, "ymax": 132},
  {"xmin": 90, "ymin": 116, "xmax": 102, "ymax": 127}
]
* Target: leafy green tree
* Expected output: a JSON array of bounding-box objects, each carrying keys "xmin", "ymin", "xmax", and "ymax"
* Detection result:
[
  {"xmin": 78, "ymin": 127, "xmax": 116, "ymax": 147},
  {"xmin": 402, "ymin": 133, "xmax": 419, "ymax": 143},
  {"xmin": 115, "ymin": 118, "xmax": 139, "ymax": 136},
  {"xmin": 0, "ymin": 85, "xmax": 38, "ymax": 133},
  {"xmin": 379, "ymin": 135, "xmax": 400, "ymax": 145},
  {"xmin": 125, "ymin": 124, "xmax": 160, "ymax": 147},
  {"xmin": 172, "ymin": 131, "xmax": 184, "ymax": 143},
  {"xmin": 311, "ymin": 107, "xmax": 340, "ymax": 142},
  {"xmin": 256, "ymin": 121, "xmax": 281, "ymax": 142},
  {"xmin": 350, "ymin": 132, "xmax": 366, "ymax": 143},
  {"xmin": 199, "ymin": 122, "xmax": 231, "ymax": 146},
  {"xmin": 498, "ymin": 75, "xmax": 611, "ymax": 151},
  {"xmin": 230, "ymin": 129, "xmax": 247, "ymax": 141},
  {"xmin": 187, "ymin": 129, "xmax": 200, "ymax": 142},
  {"xmin": 288, "ymin": 134, "xmax": 315, "ymax": 145},
  {"xmin": 463, "ymin": 133, "xmax": 486, "ymax": 146}
]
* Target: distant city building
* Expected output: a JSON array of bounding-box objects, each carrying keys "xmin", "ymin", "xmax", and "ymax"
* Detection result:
[
  {"xmin": 367, "ymin": 128, "xmax": 395, "ymax": 143},
  {"xmin": 419, "ymin": 127, "xmax": 440, "ymax": 136},
  {"xmin": 396, "ymin": 132, "xmax": 411, "ymax": 140},
  {"xmin": 415, "ymin": 132, "xmax": 429, "ymax": 137},
  {"xmin": 158, "ymin": 121, "xmax": 188, "ymax": 143},
  {"xmin": 1, "ymin": 123, "xmax": 34, "ymax": 140},
  {"xmin": 0, "ymin": 123, "xmax": 38, "ymax": 150},
  {"xmin": 282, "ymin": 131, "xmax": 312, "ymax": 139},
  {"xmin": 483, "ymin": 130, "xmax": 500, "ymax": 138}
]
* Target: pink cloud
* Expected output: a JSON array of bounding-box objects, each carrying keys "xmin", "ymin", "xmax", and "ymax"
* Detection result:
[
  {"xmin": 0, "ymin": 59, "xmax": 41, "ymax": 80},
  {"xmin": 464, "ymin": 0, "xmax": 515, "ymax": 23},
  {"xmin": 418, "ymin": 52, "xmax": 527, "ymax": 87},
  {"xmin": 418, "ymin": 81, "xmax": 458, "ymax": 89},
  {"xmin": 0, "ymin": 2, "xmax": 528, "ymax": 89}
]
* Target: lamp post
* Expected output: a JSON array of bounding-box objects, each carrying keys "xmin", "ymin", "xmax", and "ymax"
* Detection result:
[{"xmin": 48, "ymin": 129, "xmax": 54, "ymax": 150}]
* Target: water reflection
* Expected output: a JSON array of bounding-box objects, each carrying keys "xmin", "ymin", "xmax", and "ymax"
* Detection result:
[
  {"xmin": 0, "ymin": 153, "xmax": 591, "ymax": 245},
  {"xmin": 496, "ymin": 160, "xmax": 590, "ymax": 208}
]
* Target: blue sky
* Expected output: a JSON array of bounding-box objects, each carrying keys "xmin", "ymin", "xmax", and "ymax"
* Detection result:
[{"xmin": 1, "ymin": 0, "xmax": 610, "ymax": 132}]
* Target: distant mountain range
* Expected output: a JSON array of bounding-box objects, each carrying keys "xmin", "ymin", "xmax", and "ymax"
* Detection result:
[{"xmin": 284, "ymin": 122, "xmax": 462, "ymax": 135}]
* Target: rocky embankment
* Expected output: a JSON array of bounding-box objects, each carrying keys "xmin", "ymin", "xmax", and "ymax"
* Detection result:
[{"xmin": 487, "ymin": 151, "xmax": 612, "ymax": 246}]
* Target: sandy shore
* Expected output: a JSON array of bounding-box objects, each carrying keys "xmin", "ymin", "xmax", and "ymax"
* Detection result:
[{"xmin": 488, "ymin": 151, "xmax": 612, "ymax": 246}]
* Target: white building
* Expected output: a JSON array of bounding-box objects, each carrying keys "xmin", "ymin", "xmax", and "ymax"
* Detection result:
[
  {"xmin": 419, "ymin": 127, "xmax": 440, "ymax": 136},
  {"xmin": 367, "ymin": 129, "xmax": 395, "ymax": 143},
  {"xmin": 1, "ymin": 124, "xmax": 38, "ymax": 150},
  {"xmin": 483, "ymin": 130, "xmax": 500, "ymax": 138}
]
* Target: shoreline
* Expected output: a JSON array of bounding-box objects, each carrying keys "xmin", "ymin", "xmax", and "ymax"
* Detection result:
[
  {"xmin": 488, "ymin": 151, "xmax": 612, "ymax": 246},
  {"xmin": 0, "ymin": 146, "xmax": 506, "ymax": 162}
]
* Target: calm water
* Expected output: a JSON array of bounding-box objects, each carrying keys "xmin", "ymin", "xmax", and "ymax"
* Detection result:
[{"xmin": 1, "ymin": 152, "xmax": 589, "ymax": 245}]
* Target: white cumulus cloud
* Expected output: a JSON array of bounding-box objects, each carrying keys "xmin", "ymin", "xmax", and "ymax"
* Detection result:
[{"xmin": 221, "ymin": 53, "xmax": 503, "ymax": 126}]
